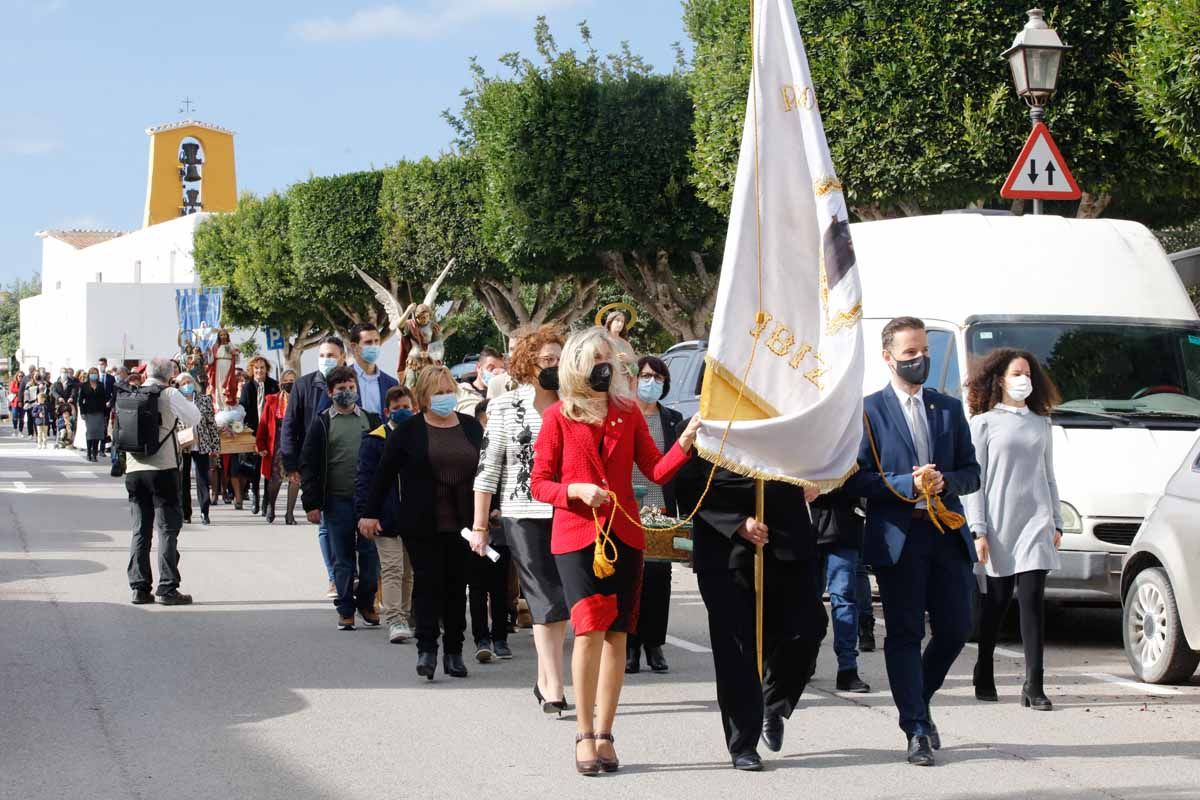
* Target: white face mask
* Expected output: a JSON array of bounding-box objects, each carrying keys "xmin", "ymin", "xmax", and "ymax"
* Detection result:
[{"xmin": 1006, "ymin": 375, "xmax": 1033, "ymax": 402}]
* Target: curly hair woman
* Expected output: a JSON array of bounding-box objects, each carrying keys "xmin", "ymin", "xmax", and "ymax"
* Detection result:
[{"xmin": 963, "ymin": 348, "xmax": 1063, "ymax": 711}]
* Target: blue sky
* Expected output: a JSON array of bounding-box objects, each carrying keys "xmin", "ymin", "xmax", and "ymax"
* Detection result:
[{"xmin": 0, "ymin": 0, "xmax": 690, "ymax": 285}]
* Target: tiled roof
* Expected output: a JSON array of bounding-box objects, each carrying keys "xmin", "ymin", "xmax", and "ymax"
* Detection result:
[
  {"xmin": 145, "ymin": 119, "xmax": 235, "ymax": 136},
  {"xmin": 36, "ymin": 229, "xmax": 127, "ymax": 249}
]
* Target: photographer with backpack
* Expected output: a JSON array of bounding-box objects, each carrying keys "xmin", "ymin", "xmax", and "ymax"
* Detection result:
[{"xmin": 116, "ymin": 357, "xmax": 202, "ymax": 606}]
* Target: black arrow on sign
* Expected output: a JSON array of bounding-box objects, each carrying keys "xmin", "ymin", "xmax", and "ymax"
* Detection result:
[
  {"xmin": 1027, "ymin": 159, "xmax": 1038, "ymax": 184},
  {"xmin": 1045, "ymin": 161, "xmax": 1056, "ymax": 186}
]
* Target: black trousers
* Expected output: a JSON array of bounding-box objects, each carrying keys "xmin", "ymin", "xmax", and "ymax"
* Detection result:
[
  {"xmin": 977, "ymin": 569, "xmax": 1048, "ymax": 677},
  {"xmin": 125, "ymin": 468, "xmax": 183, "ymax": 594},
  {"xmin": 180, "ymin": 453, "xmax": 212, "ymax": 521},
  {"xmin": 697, "ymin": 556, "xmax": 827, "ymax": 758},
  {"xmin": 406, "ymin": 532, "xmax": 471, "ymax": 656},
  {"xmin": 629, "ymin": 560, "xmax": 672, "ymax": 651},
  {"xmin": 469, "ymin": 545, "xmax": 512, "ymax": 644}
]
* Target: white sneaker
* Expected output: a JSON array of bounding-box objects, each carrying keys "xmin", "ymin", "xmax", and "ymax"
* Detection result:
[{"xmin": 388, "ymin": 622, "xmax": 412, "ymax": 644}]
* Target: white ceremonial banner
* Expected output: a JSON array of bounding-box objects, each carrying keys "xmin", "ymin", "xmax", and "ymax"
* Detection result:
[{"xmin": 696, "ymin": 0, "xmax": 864, "ymax": 489}]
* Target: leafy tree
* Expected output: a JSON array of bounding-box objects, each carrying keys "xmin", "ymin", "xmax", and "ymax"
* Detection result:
[
  {"xmin": 194, "ymin": 194, "xmax": 331, "ymax": 373},
  {"xmin": 460, "ymin": 20, "xmax": 724, "ymax": 340},
  {"xmin": 379, "ymin": 154, "xmax": 598, "ymax": 337},
  {"xmin": 288, "ymin": 170, "xmax": 393, "ymax": 338},
  {"xmin": 684, "ymin": 0, "xmax": 1200, "ymax": 222},
  {"xmin": 1124, "ymin": 0, "xmax": 1200, "ymax": 165},
  {"xmin": 0, "ymin": 274, "xmax": 41, "ymax": 373}
]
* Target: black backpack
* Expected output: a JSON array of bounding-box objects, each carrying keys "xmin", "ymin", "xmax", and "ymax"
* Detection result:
[{"xmin": 113, "ymin": 383, "xmax": 175, "ymax": 456}]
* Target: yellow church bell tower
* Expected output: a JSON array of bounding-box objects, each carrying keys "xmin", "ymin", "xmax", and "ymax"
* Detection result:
[{"xmin": 142, "ymin": 119, "xmax": 237, "ymax": 227}]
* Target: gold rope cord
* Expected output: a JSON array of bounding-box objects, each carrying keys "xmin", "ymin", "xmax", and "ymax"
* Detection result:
[{"xmin": 861, "ymin": 411, "xmax": 966, "ymax": 534}]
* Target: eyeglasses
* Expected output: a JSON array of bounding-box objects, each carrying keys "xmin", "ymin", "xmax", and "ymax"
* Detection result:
[
  {"xmin": 639, "ymin": 373, "xmax": 665, "ymax": 383},
  {"xmin": 536, "ymin": 356, "xmax": 559, "ymax": 368}
]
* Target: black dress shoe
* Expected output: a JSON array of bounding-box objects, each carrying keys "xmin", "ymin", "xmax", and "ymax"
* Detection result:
[
  {"xmin": 251, "ymin": 498, "xmax": 260, "ymax": 515},
  {"xmin": 158, "ymin": 589, "xmax": 193, "ymax": 606},
  {"xmin": 625, "ymin": 648, "xmax": 640, "ymax": 674},
  {"xmin": 416, "ymin": 652, "xmax": 436, "ymax": 680},
  {"xmin": 202, "ymin": 512, "xmax": 211, "ymax": 525},
  {"xmin": 907, "ymin": 735, "xmax": 935, "ymax": 766},
  {"xmin": 131, "ymin": 589, "xmax": 154, "ymax": 605},
  {"xmin": 733, "ymin": 753, "xmax": 764, "ymax": 771},
  {"xmin": 285, "ymin": 512, "xmax": 297, "ymax": 525},
  {"xmin": 645, "ymin": 645, "xmax": 669, "ymax": 673},
  {"xmin": 836, "ymin": 669, "xmax": 871, "ymax": 693},
  {"xmin": 183, "ymin": 516, "xmax": 191, "ymax": 525},
  {"xmin": 443, "ymin": 653, "xmax": 469, "ymax": 678},
  {"xmin": 761, "ymin": 713, "xmax": 784, "ymax": 752}
]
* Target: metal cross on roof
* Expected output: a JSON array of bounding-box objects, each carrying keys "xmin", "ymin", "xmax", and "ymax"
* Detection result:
[{"xmin": 178, "ymin": 97, "xmax": 195, "ymax": 115}]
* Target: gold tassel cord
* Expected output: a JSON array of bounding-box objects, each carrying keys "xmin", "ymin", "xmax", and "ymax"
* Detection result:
[
  {"xmin": 862, "ymin": 411, "xmax": 966, "ymax": 534},
  {"xmin": 590, "ymin": 497, "xmax": 620, "ymax": 579}
]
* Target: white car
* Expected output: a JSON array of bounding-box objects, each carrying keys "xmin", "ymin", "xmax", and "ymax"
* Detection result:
[{"xmin": 1121, "ymin": 433, "xmax": 1200, "ymax": 684}]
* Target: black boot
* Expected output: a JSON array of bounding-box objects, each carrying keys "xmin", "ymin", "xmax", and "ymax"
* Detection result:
[
  {"xmin": 858, "ymin": 616, "xmax": 876, "ymax": 653},
  {"xmin": 644, "ymin": 645, "xmax": 669, "ymax": 673},
  {"xmin": 250, "ymin": 481, "xmax": 261, "ymax": 515},
  {"xmin": 625, "ymin": 643, "xmax": 640, "ymax": 674},
  {"xmin": 416, "ymin": 651, "xmax": 436, "ymax": 680},
  {"xmin": 974, "ymin": 659, "xmax": 998, "ymax": 702},
  {"xmin": 1022, "ymin": 671, "xmax": 1053, "ymax": 711},
  {"xmin": 443, "ymin": 653, "xmax": 469, "ymax": 678}
]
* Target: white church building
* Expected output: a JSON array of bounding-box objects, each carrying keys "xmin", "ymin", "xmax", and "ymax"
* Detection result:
[{"xmin": 18, "ymin": 213, "xmax": 208, "ymax": 373}]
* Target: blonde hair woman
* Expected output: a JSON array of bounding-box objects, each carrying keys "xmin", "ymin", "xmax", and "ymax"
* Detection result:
[
  {"xmin": 360, "ymin": 366, "xmax": 484, "ymax": 680},
  {"xmin": 531, "ymin": 327, "xmax": 701, "ymax": 775}
]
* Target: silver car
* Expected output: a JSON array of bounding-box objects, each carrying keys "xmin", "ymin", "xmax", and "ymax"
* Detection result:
[{"xmin": 1121, "ymin": 433, "xmax": 1200, "ymax": 684}]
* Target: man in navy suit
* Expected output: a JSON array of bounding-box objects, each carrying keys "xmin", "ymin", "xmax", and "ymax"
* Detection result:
[
  {"xmin": 96, "ymin": 357, "xmax": 117, "ymax": 455},
  {"xmin": 845, "ymin": 316, "xmax": 980, "ymax": 766}
]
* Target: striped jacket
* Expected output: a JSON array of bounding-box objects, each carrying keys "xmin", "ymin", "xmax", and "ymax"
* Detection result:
[{"xmin": 473, "ymin": 383, "xmax": 553, "ymax": 520}]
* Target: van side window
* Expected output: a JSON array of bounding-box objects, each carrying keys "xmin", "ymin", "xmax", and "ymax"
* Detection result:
[
  {"xmin": 661, "ymin": 354, "xmax": 688, "ymax": 402},
  {"xmin": 927, "ymin": 329, "xmax": 962, "ymax": 398}
]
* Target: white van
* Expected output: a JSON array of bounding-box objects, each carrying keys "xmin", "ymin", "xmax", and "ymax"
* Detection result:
[
  {"xmin": 662, "ymin": 213, "xmax": 1200, "ymax": 601},
  {"xmin": 852, "ymin": 213, "xmax": 1200, "ymax": 601}
]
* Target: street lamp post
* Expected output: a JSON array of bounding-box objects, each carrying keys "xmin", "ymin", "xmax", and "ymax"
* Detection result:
[{"xmin": 1002, "ymin": 8, "xmax": 1071, "ymax": 215}]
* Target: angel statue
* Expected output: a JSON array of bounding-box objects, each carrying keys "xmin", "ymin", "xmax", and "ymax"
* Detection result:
[{"xmin": 352, "ymin": 258, "xmax": 456, "ymax": 381}]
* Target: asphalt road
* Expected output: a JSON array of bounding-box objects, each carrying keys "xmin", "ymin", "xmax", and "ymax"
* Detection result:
[{"xmin": 2, "ymin": 429, "xmax": 1198, "ymax": 800}]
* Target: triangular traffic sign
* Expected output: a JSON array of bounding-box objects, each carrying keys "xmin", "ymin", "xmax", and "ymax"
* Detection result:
[{"xmin": 1000, "ymin": 122, "xmax": 1081, "ymax": 200}]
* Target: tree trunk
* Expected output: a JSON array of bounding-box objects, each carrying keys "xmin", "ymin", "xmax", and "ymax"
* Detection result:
[
  {"xmin": 1075, "ymin": 191, "xmax": 1113, "ymax": 219},
  {"xmin": 471, "ymin": 276, "xmax": 600, "ymax": 338},
  {"xmin": 601, "ymin": 249, "xmax": 718, "ymax": 341},
  {"xmin": 282, "ymin": 320, "xmax": 327, "ymax": 375}
]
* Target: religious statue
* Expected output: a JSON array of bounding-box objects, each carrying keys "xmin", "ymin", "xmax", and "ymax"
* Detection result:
[
  {"xmin": 398, "ymin": 303, "xmax": 445, "ymax": 379},
  {"xmin": 207, "ymin": 328, "xmax": 240, "ymax": 409},
  {"xmin": 595, "ymin": 302, "xmax": 638, "ymax": 340}
]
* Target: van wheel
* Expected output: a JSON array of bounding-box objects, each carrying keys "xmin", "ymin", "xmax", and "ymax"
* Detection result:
[{"xmin": 1123, "ymin": 567, "xmax": 1200, "ymax": 684}]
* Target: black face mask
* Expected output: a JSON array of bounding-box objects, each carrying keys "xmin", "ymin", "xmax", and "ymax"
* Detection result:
[
  {"xmin": 281, "ymin": 382, "xmax": 294, "ymax": 394},
  {"xmin": 588, "ymin": 362, "xmax": 614, "ymax": 393},
  {"xmin": 892, "ymin": 354, "xmax": 930, "ymax": 386},
  {"xmin": 536, "ymin": 366, "xmax": 559, "ymax": 392}
]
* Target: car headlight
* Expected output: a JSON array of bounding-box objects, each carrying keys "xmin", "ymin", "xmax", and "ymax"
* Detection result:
[{"xmin": 1060, "ymin": 501, "xmax": 1083, "ymax": 534}]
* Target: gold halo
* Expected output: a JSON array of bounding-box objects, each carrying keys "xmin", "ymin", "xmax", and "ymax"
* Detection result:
[{"xmin": 595, "ymin": 302, "xmax": 638, "ymax": 330}]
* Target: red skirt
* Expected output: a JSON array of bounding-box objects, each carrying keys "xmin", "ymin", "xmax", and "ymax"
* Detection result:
[{"xmin": 554, "ymin": 537, "xmax": 644, "ymax": 635}]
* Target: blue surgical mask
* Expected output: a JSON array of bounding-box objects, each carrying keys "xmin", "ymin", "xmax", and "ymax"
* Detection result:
[
  {"xmin": 429, "ymin": 393, "xmax": 457, "ymax": 417},
  {"xmin": 360, "ymin": 345, "xmax": 381, "ymax": 365},
  {"xmin": 637, "ymin": 377, "xmax": 664, "ymax": 404},
  {"xmin": 88, "ymin": 372, "xmax": 99, "ymax": 381},
  {"xmin": 180, "ymin": 384, "xmax": 195, "ymax": 396},
  {"xmin": 480, "ymin": 370, "xmax": 495, "ymax": 387},
  {"xmin": 389, "ymin": 408, "xmax": 414, "ymax": 425},
  {"xmin": 318, "ymin": 357, "xmax": 338, "ymax": 377}
]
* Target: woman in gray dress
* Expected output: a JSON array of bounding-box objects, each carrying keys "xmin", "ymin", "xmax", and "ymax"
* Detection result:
[{"xmin": 964, "ymin": 348, "xmax": 1063, "ymax": 710}]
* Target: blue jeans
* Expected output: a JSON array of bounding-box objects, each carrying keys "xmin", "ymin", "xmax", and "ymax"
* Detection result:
[
  {"xmin": 822, "ymin": 547, "xmax": 861, "ymax": 672},
  {"xmin": 325, "ymin": 495, "xmax": 379, "ymax": 619},
  {"xmin": 318, "ymin": 513, "xmax": 334, "ymax": 581}
]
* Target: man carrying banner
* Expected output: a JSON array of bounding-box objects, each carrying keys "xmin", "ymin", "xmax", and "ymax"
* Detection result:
[
  {"xmin": 693, "ymin": 0, "xmax": 865, "ymax": 771},
  {"xmin": 845, "ymin": 316, "xmax": 980, "ymax": 766}
]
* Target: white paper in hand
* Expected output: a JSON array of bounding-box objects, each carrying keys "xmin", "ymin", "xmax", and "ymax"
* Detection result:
[{"xmin": 461, "ymin": 528, "xmax": 500, "ymax": 562}]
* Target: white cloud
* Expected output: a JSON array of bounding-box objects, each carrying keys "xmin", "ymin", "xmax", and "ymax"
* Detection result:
[
  {"xmin": 0, "ymin": 138, "xmax": 58, "ymax": 155},
  {"xmin": 293, "ymin": 0, "xmax": 583, "ymax": 42}
]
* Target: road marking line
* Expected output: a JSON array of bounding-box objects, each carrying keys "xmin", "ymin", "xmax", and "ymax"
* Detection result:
[
  {"xmin": 1082, "ymin": 672, "xmax": 1182, "ymax": 697},
  {"xmin": 0, "ymin": 470, "xmax": 32, "ymax": 478},
  {"xmin": 963, "ymin": 642, "xmax": 1026, "ymax": 660},
  {"xmin": 61, "ymin": 471, "xmax": 98, "ymax": 479},
  {"xmin": 665, "ymin": 635, "xmax": 712, "ymax": 654},
  {"xmin": 4, "ymin": 481, "xmax": 46, "ymax": 494},
  {"xmin": 676, "ymin": 601, "xmax": 706, "ymax": 606}
]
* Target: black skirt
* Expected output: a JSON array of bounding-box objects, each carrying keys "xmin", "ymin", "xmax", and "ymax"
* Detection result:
[
  {"xmin": 502, "ymin": 517, "xmax": 568, "ymax": 625},
  {"xmin": 555, "ymin": 536, "xmax": 644, "ymax": 635}
]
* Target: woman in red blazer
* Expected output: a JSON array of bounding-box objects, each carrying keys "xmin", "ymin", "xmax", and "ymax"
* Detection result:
[
  {"xmin": 532, "ymin": 327, "xmax": 700, "ymax": 775},
  {"xmin": 256, "ymin": 369, "xmax": 298, "ymax": 524}
]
